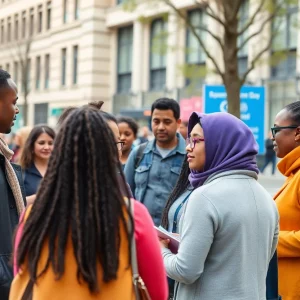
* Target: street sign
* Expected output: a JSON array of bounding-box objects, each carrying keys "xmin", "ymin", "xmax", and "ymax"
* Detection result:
[{"xmin": 203, "ymin": 85, "xmax": 265, "ymax": 154}]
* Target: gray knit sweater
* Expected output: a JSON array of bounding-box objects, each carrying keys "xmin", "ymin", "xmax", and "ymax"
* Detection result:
[{"xmin": 162, "ymin": 170, "xmax": 279, "ymax": 300}]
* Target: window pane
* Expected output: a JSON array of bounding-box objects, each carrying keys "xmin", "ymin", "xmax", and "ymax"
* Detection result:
[
  {"xmin": 186, "ymin": 10, "xmax": 206, "ymax": 64},
  {"xmin": 117, "ymin": 26, "xmax": 133, "ymax": 93},
  {"xmin": 34, "ymin": 103, "xmax": 48, "ymax": 124},
  {"xmin": 117, "ymin": 74, "xmax": 131, "ymax": 93},
  {"xmin": 237, "ymin": 0, "xmax": 249, "ymax": 57},
  {"xmin": 150, "ymin": 19, "xmax": 167, "ymax": 69},
  {"xmin": 150, "ymin": 69, "xmax": 166, "ymax": 90},
  {"xmin": 36, "ymin": 56, "xmax": 41, "ymax": 89},
  {"xmin": 272, "ymin": 16, "xmax": 287, "ymax": 51},
  {"xmin": 289, "ymin": 11, "xmax": 297, "ymax": 49},
  {"xmin": 61, "ymin": 48, "xmax": 67, "ymax": 86},
  {"xmin": 45, "ymin": 54, "xmax": 50, "ymax": 89},
  {"xmin": 47, "ymin": 2, "xmax": 51, "ymax": 30},
  {"xmin": 73, "ymin": 46, "xmax": 78, "ymax": 84}
]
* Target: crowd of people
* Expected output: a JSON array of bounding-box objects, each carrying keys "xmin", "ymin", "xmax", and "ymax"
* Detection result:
[{"xmin": 0, "ymin": 67, "xmax": 300, "ymax": 300}]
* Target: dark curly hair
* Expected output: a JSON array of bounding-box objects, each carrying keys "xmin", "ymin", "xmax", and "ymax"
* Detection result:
[{"xmin": 17, "ymin": 107, "xmax": 133, "ymax": 293}]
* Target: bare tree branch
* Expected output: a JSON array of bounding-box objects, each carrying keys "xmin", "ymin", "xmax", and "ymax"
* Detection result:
[
  {"xmin": 238, "ymin": 0, "xmax": 266, "ymax": 36},
  {"xmin": 237, "ymin": 12, "xmax": 277, "ymax": 53},
  {"xmin": 195, "ymin": 0, "xmax": 227, "ymax": 28},
  {"xmin": 163, "ymin": 0, "xmax": 224, "ymax": 79},
  {"xmin": 240, "ymin": 23, "xmax": 280, "ymax": 86}
]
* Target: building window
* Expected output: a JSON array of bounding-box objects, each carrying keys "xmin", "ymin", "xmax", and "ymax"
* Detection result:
[
  {"xmin": 47, "ymin": 2, "xmax": 51, "ymax": 30},
  {"xmin": 22, "ymin": 11, "xmax": 26, "ymax": 38},
  {"xmin": 6, "ymin": 63, "xmax": 10, "ymax": 73},
  {"xmin": 237, "ymin": 0, "xmax": 249, "ymax": 76},
  {"xmin": 73, "ymin": 46, "xmax": 78, "ymax": 84},
  {"xmin": 34, "ymin": 103, "xmax": 48, "ymax": 124},
  {"xmin": 14, "ymin": 61, "xmax": 18, "ymax": 85},
  {"xmin": 271, "ymin": 2, "xmax": 297, "ymax": 79},
  {"xmin": 30, "ymin": 8, "xmax": 34, "ymax": 36},
  {"xmin": 14, "ymin": 15, "xmax": 19, "ymax": 40},
  {"xmin": 150, "ymin": 19, "xmax": 167, "ymax": 91},
  {"xmin": 186, "ymin": 10, "xmax": 206, "ymax": 87},
  {"xmin": 74, "ymin": 0, "xmax": 79, "ymax": 20},
  {"xmin": 36, "ymin": 56, "xmax": 41, "ymax": 90},
  {"xmin": 45, "ymin": 54, "xmax": 50, "ymax": 89},
  {"xmin": 38, "ymin": 5, "xmax": 43, "ymax": 33},
  {"xmin": 63, "ymin": 0, "xmax": 68, "ymax": 23},
  {"xmin": 1, "ymin": 20, "xmax": 4, "ymax": 44},
  {"xmin": 61, "ymin": 48, "xmax": 67, "ymax": 86},
  {"xmin": 7, "ymin": 17, "xmax": 11, "ymax": 42},
  {"xmin": 117, "ymin": 0, "xmax": 123, "ymax": 4},
  {"xmin": 117, "ymin": 26, "xmax": 133, "ymax": 93}
]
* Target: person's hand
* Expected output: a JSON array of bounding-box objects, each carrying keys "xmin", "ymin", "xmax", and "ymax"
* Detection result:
[{"xmin": 159, "ymin": 238, "xmax": 170, "ymax": 249}]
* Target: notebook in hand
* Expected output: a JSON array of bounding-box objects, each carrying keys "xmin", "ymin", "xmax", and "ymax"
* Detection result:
[{"xmin": 155, "ymin": 226, "xmax": 180, "ymax": 254}]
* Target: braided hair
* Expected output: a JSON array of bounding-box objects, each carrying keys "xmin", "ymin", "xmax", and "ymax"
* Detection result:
[
  {"xmin": 284, "ymin": 101, "xmax": 300, "ymax": 124},
  {"xmin": 17, "ymin": 107, "xmax": 133, "ymax": 293},
  {"xmin": 161, "ymin": 156, "xmax": 191, "ymax": 229}
]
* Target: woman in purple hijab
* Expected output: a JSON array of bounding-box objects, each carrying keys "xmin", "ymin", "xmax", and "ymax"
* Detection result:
[{"xmin": 160, "ymin": 112, "xmax": 279, "ymax": 300}]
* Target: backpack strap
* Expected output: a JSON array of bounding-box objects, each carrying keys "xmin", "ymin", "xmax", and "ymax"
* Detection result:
[{"xmin": 134, "ymin": 143, "xmax": 148, "ymax": 169}]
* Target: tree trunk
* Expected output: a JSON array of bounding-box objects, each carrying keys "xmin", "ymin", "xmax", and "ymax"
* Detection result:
[
  {"xmin": 222, "ymin": 1, "xmax": 242, "ymax": 119},
  {"xmin": 224, "ymin": 78, "xmax": 241, "ymax": 118}
]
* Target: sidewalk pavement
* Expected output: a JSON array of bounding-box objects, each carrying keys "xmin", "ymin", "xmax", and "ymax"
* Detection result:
[{"xmin": 258, "ymin": 165, "xmax": 285, "ymax": 196}]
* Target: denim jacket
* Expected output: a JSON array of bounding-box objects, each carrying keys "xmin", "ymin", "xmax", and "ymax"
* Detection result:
[{"xmin": 124, "ymin": 133, "xmax": 186, "ymax": 225}]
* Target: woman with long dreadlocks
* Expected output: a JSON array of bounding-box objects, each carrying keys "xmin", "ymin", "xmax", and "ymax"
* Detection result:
[{"xmin": 10, "ymin": 107, "xmax": 168, "ymax": 300}]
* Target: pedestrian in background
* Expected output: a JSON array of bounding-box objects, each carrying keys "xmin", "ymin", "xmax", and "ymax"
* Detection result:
[
  {"xmin": 20, "ymin": 125, "xmax": 55, "ymax": 205},
  {"xmin": 160, "ymin": 112, "xmax": 279, "ymax": 300},
  {"xmin": 117, "ymin": 116, "xmax": 138, "ymax": 168},
  {"xmin": 260, "ymin": 131, "xmax": 276, "ymax": 175},
  {"xmin": 10, "ymin": 107, "xmax": 168, "ymax": 300},
  {"xmin": 0, "ymin": 69, "xmax": 25, "ymax": 299},
  {"xmin": 11, "ymin": 126, "xmax": 32, "ymax": 163},
  {"xmin": 271, "ymin": 101, "xmax": 300, "ymax": 299},
  {"xmin": 125, "ymin": 98, "xmax": 186, "ymax": 226},
  {"xmin": 178, "ymin": 121, "xmax": 188, "ymax": 140}
]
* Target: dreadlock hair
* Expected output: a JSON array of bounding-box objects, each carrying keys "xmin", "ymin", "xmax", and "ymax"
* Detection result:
[
  {"xmin": 161, "ymin": 156, "xmax": 191, "ymax": 229},
  {"xmin": 17, "ymin": 107, "xmax": 133, "ymax": 294},
  {"xmin": 284, "ymin": 101, "xmax": 300, "ymax": 124}
]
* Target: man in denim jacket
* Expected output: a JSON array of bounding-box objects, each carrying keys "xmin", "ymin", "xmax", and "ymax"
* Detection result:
[{"xmin": 125, "ymin": 98, "xmax": 185, "ymax": 226}]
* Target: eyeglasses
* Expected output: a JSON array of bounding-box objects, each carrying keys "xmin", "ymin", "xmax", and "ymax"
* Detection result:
[
  {"xmin": 271, "ymin": 126, "xmax": 299, "ymax": 138},
  {"xmin": 186, "ymin": 137, "xmax": 205, "ymax": 150},
  {"xmin": 116, "ymin": 142, "xmax": 125, "ymax": 151}
]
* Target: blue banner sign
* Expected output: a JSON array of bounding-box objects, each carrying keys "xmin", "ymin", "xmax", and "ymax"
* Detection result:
[{"xmin": 203, "ymin": 85, "xmax": 265, "ymax": 154}]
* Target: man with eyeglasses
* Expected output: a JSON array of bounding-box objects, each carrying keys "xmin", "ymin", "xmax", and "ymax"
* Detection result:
[{"xmin": 124, "ymin": 98, "xmax": 186, "ymax": 226}]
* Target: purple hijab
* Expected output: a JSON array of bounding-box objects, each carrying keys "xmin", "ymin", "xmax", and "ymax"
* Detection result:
[{"xmin": 188, "ymin": 112, "xmax": 259, "ymax": 188}]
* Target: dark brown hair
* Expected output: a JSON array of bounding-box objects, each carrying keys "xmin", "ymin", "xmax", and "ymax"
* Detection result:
[
  {"xmin": 17, "ymin": 107, "xmax": 133, "ymax": 293},
  {"xmin": 20, "ymin": 125, "xmax": 56, "ymax": 169}
]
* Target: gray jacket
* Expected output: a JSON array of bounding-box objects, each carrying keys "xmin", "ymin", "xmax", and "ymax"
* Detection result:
[{"xmin": 162, "ymin": 170, "xmax": 279, "ymax": 300}]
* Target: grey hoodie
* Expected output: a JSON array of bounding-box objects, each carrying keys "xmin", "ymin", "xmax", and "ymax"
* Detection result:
[{"xmin": 162, "ymin": 170, "xmax": 279, "ymax": 300}]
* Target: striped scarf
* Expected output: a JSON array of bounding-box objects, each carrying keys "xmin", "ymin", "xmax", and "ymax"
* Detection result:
[{"xmin": 0, "ymin": 137, "xmax": 25, "ymax": 216}]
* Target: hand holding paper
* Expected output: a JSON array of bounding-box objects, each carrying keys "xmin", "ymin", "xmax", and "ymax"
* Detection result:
[{"xmin": 155, "ymin": 226, "xmax": 180, "ymax": 254}]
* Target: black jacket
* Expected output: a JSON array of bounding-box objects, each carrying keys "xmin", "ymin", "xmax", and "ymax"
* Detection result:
[{"xmin": 0, "ymin": 154, "xmax": 26, "ymax": 300}]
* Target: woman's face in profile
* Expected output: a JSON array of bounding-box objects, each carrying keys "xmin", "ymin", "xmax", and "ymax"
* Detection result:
[{"xmin": 186, "ymin": 123, "xmax": 206, "ymax": 171}]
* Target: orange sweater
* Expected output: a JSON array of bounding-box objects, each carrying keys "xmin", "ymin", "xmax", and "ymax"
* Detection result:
[
  {"xmin": 9, "ymin": 206, "xmax": 134, "ymax": 300},
  {"xmin": 275, "ymin": 146, "xmax": 300, "ymax": 300}
]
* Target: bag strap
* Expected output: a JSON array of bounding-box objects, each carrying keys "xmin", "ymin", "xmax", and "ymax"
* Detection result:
[
  {"xmin": 128, "ymin": 200, "xmax": 139, "ymax": 278},
  {"xmin": 134, "ymin": 143, "xmax": 148, "ymax": 169}
]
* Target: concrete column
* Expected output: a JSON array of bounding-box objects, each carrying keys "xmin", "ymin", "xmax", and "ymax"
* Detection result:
[{"xmin": 131, "ymin": 20, "xmax": 143, "ymax": 107}]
